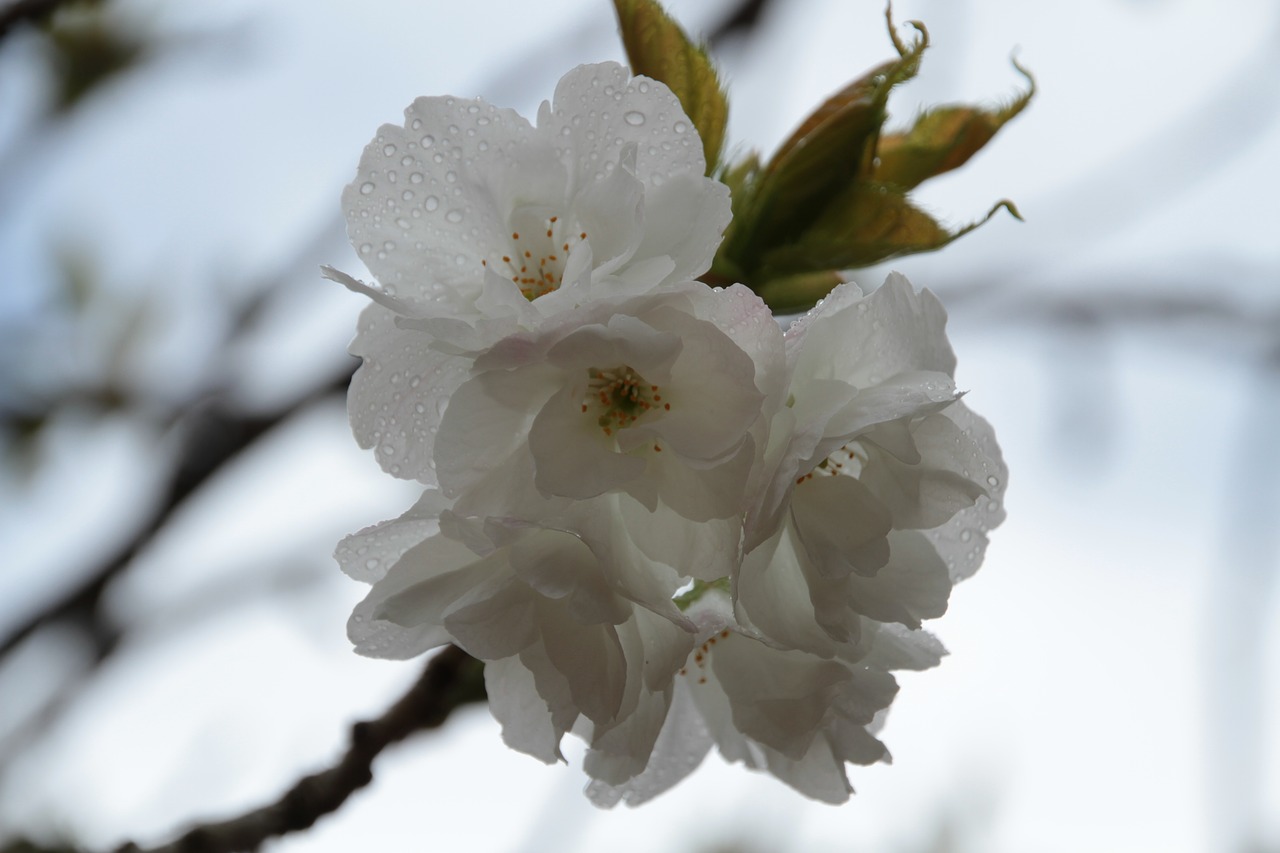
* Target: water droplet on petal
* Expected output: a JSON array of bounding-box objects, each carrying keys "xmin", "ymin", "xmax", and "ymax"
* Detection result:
[
  {"xmin": 445, "ymin": 209, "xmax": 463, "ymax": 223},
  {"xmin": 424, "ymin": 196, "xmax": 440, "ymax": 211},
  {"xmin": 359, "ymin": 181, "xmax": 375, "ymax": 195},
  {"xmin": 673, "ymin": 121, "xmax": 687, "ymax": 134},
  {"xmin": 382, "ymin": 143, "xmax": 396, "ymax": 156},
  {"xmin": 420, "ymin": 135, "xmax": 435, "ymax": 148},
  {"xmin": 986, "ymin": 475, "xmax": 1000, "ymax": 488},
  {"xmin": 359, "ymin": 243, "xmax": 372, "ymax": 255},
  {"xmin": 410, "ymin": 172, "xmax": 424, "ymax": 184},
  {"xmin": 624, "ymin": 111, "xmax": 646, "ymax": 126}
]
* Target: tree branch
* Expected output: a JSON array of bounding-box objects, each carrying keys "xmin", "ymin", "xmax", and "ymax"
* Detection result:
[
  {"xmin": 707, "ymin": 0, "xmax": 774, "ymax": 46},
  {"xmin": 0, "ymin": 0, "xmax": 76, "ymax": 41},
  {"xmin": 0, "ymin": 368, "xmax": 353, "ymax": 666},
  {"xmin": 113, "ymin": 645, "xmax": 486, "ymax": 853}
]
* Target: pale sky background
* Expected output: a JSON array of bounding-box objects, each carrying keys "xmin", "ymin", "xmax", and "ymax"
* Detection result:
[{"xmin": 1, "ymin": 0, "xmax": 1278, "ymax": 851}]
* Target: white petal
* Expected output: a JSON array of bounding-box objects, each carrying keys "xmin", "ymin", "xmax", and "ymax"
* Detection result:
[
  {"xmin": 348, "ymin": 304, "xmax": 470, "ymax": 485},
  {"xmin": 858, "ymin": 411, "xmax": 990, "ymax": 530},
  {"xmin": 616, "ymin": 497, "xmax": 740, "ymax": 585},
  {"xmin": 545, "ymin": 63, "xmax": 706, "ymax": 190},
  {"xmin": 788, "ymin": 274, "xmax": 955, "ymax": 387},
  {"xmin": 484, "ymin": 654, "xmax": 568, "ymax": 764},
  {"xmin": 631, "ymin": 174, "xmax": 732, "ymax": 282},
  {"xmin": 711, "ymin": 635, "xmax": 848, "ymax": 759},
  {"xmin": 566, "ymin": 148, "xmax": 645, "ymax": 277},
  {"xmin": 545, "ymin": 313, "xmax": 682, "ymax": 376},
  {"xmin": 334, "ymin": 490, "xmax": 448, "ymax": 583},
  {"xmin": 818, "ymin": 370, "xmax": 959, "ymax": 448},
  {"xmin": 443, "ymin": 575, "xmax": 540, "ymax": 660},
  {"xmin": 435, "ymin": 366, "xmax": 557, "ymax": 499},
  {"xmin": 645, "ymin": 307, "xmax": 763, "ymax": 461},
  {"xmin": 348, "ymin": 532, "xmax": 484, "ymax": 659},
  {"xmin": 760, "ymin": 738, "xmax": 853, "ymax": 804},
  {"xmin": 790, "ymin": 475, "xmax": 892, "ymax": 578},
  {"xmin": 647, "ymin": 437, "xmax": 755, "ymax": 523},
  {"xmin": 842, "ymin": 531, "xmax": 952, "ymax": 629},
  {"xmin": 342, "ymin": 96, "xmax": 537, "ymax": 312},
  {"xmin": 529, "ymin": 383, "xmax": 646, "ymax": 498},
  {"xmin": 920, "ymin": 401, "xmax": 1008, "ymax": 581},
  {"xmin": 539, "ymin": 607, "xmax": 629, "ymax": 725},
  {"xmin": 587, "ymin": 679, "xmax": 714, "ymax": 807},
  {"xmin": 862, "ymin": 622, "xmax": 947, "ymax": 672},
  {"xmin": 583, "ymin": 684, "xmax": 673, "ymax": 785},
  {"xmin": 736, "ymin": 527, "xmax": 841, "ymax": 656},
  {"xmin": 506, "ymin": 526, "xmax": 632, "ymax": 626}
]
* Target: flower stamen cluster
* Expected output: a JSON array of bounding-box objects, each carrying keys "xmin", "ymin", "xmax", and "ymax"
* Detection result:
[{"xmin": 584, "ymin": 366, "xmax": 665, "ymax": 436}]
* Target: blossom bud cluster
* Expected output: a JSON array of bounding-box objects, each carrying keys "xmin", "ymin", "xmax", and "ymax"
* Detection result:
[{"xmin": 329, "ymin": 63, "xmax": 1006, "ymax": 805}]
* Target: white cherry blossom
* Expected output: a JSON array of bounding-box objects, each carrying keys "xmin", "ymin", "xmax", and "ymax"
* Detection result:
[
  {"xmin": 585, "ymin": 589, "xmax": 948, "ymax": 806},
  {"xmin": 737, "ymin": 273, "xmax": 1007, "ymax": 656},
  {"xmin": 337, "ymin": 490, "xmax": 697, "ymax": 756},
  {"xmin": 327, "ymin": 62, "xmax": 730, "ymax": 325}
]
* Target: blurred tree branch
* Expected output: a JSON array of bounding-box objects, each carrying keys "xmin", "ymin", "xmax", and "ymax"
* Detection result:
[
  {"xmin": 707, "ymin": 0, "xmax": 772, "ymax": 45},
  {"xmin": 0, "ymin": 368, "xmax": 353, "ymax": 668},
  {"xmin": 0, "ymin": 0, "xmax": 77, "ymax": 41},
  {"xmin": 115, "ymin": 645, "xmax": 485, "ymax": 853},
  {"xmin": 0, "ymin": 646, "xmax": 485, "ymax": 853}
]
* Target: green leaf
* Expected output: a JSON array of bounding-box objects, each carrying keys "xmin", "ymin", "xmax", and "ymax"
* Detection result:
[
  {"xmin": 721, "ymin": 10, "xmax": 928, "ymax": 270},
  {"xmin": 701, "ymin": 152, "xmax": 761, "ymax": 285},
  {"xmin": 613, "ymin": 0, "xmax": 728, "ymax": 174},
  {"xmin": 759, "ymin": 181, "xmax": 1020, "ymax": 280},
  {"xmin": 874, "ymin": 57, "xmax": 1036, "ymax": 190}
]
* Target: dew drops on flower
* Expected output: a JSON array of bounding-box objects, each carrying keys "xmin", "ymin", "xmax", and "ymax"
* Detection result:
[{"xmin": 328, "ymin": 61, "xmax": 1006, "ymax": 808}]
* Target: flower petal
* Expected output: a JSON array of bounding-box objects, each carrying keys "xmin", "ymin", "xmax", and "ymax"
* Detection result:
[
  {"xmin": 348, "ymin": 304, "xmax": 469, "ymax": 485},
  {"xmin": 545, "ymin": 63, "xmax": 706, "ymax": 190},
  {"xmin": 343, "ymin": 96, "xmax": 538, "ymax": 312},
  {"xmin": 334, "ymin": 490, "xmax": 448, "ymax": 584},
  {"xmin": 630, "ymin": 173, "xmax": 731, "ymax": 282}
]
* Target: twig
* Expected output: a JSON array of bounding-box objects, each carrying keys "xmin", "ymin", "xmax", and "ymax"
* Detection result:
[
  {"xmin": 707, "ymin": 0, "xmax": 773, "ymax": 46},
  {"xmin": 113, "ymin": 645, "xmax": 486, "ymax": 853},
  {"xmin": 0, "ymin": 0, "xmax": 75, "ymax": 40},
  {"xmin": 0, "ymin": 369, "xmax": 353, "ymax": 667}
]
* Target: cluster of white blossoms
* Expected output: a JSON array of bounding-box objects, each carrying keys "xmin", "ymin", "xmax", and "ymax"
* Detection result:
[{"xmin": 329, "ymin": 63, "xmax": 1006, "ymax": 805}]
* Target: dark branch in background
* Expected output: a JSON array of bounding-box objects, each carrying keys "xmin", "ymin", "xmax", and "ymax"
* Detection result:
[
  {"xmin": 0, "ymin": 646, "xmax": 485, "ymax": 853},
  {"xmin": 707, "ymin": 0, "xmax": 772, "ymax": 46},
  {"xmin": 117, "ymin": 646, "xmax": 485, "ymax": 853},
  {"xmin": 0, "ymin": 0, "xmax": 73, "ymax": 41},
  {"xmin": 0, "ymin": 367, "xmax": 353, "ymax": 667}
]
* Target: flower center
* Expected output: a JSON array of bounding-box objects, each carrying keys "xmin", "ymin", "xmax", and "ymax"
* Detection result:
[
  {"xmin": 481, "ymin": 213, "xmax": 588, "ymax": 301},
  {"xmin": 581, "ymin": 366, "xmax": 669, "ymax": 437},
  {"xmin": 678, "ymin": 629, "xmax": 732, "ymax": 685},
  {"xmin": 795, "ymin": 441, "xmax": 867, "ymax": 486}
]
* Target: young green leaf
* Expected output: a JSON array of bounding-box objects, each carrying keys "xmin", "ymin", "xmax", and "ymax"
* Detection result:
[
  {"xmin": 720, "ymin": 13, "xmax": 928, "ymax": 270},
  {"xmin": 874, "ymin": 57, "xmax": 1035, "ymax": 190},
  {"xmin": 613, "ymin": 0, "xmax": 728, "ymax": 174},
  {"xmin": 759, "ymin": 182, "xmax": 1020, "ymax": 281}
]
